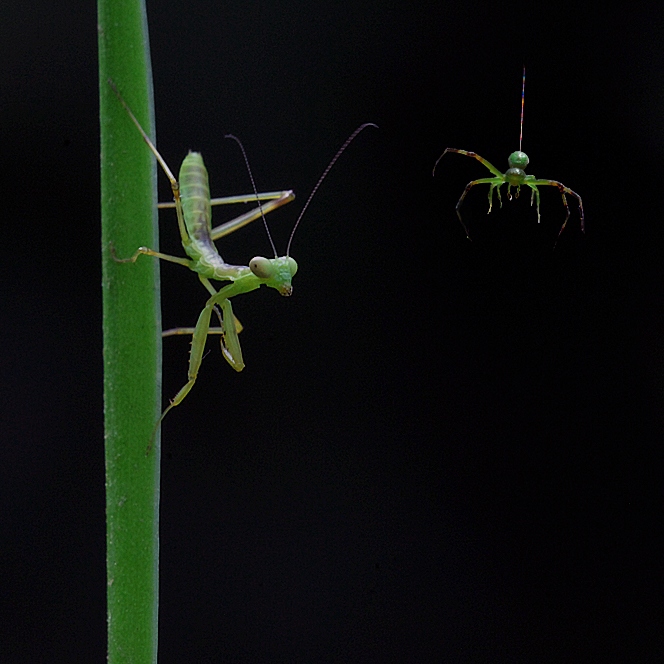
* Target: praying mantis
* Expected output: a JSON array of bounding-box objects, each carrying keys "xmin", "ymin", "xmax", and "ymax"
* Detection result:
[
  {"xmin": 433, "ymin": 68, "xmax": 584, "ymax": 244},
  {"xmin": 109, "ymin": 80, "xmax": 377, "ymax": 439}
]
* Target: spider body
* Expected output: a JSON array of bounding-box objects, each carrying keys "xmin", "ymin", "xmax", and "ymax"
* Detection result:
[
  {"xmin": 433, "ymin": 69, "xmax": 584, "ymax": 244},
  {"xmin": 433, "ymin": 147, "xmax": 584, "ymax": 242}
]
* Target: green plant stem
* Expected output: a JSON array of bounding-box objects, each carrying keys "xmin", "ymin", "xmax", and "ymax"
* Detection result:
[{"xmin": 98, "ymin": 0, "xmax": 161, "ymax": 661}]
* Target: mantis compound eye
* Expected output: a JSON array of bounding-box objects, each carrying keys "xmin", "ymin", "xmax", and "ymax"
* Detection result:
[{"xmin": 249, "ymin": 256, "xmax": 275, "ymax": 279}]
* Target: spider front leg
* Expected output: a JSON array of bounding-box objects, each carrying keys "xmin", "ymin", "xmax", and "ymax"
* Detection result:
[
  {"xmin": 527, "ymin": 178, "xmax": 585, "ymax": 240},
  {"xmin": 455, "ymin": 177, "xmax": 506, "ymax": 239},
  {"xmin": 433, "ymin": 148, "xmax": 504, "ymax": 178}
]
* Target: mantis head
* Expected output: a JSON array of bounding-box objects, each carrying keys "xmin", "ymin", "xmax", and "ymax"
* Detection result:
[{"xmin": 249, "ymin": 255, "xmax": 298, "ymax": 296}]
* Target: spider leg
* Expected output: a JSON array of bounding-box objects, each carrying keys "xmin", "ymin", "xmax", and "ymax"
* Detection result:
[
  {"xmin": 488, "ymin": 181, "xmax": 507, "ymax": 213},
  {"xmin": 506, "ymin": 183, "xmax": 522, "ymax": 201},
  {"xmin": 495, "ymin": 183, "xmax": 504, "ymax": 209},
  {"xmin": 455, "ymin": 177, "xmax": 505, "ymax": 239},
  {"xmin": 528, "ymin": 179, "xmax": 585, "ymax": 240},
  {"xmin": 524, "ymin": 183, "xmax": 541, "ymax": 223},
  {"xmin": 433, "ymin": 148, "xmax": 504, "ymax": 178}
]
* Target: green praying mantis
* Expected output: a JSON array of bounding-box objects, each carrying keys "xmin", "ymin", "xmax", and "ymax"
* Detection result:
[
  {"xmin": 433, "ymin": 68, "xmax": 584, "ymax": 244},
  {"xmin": 109, "ymin": 80, "xmax": 377, "ymax": 440}
]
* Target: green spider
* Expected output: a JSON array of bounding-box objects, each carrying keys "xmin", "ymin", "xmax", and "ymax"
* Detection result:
[
  {"xmin": 433, "ymin": 147, "xmax": 585, "ymax": 242},
  {"xmin": 433, "ymin": 69, "xmax": 584, "ymax": 243}
]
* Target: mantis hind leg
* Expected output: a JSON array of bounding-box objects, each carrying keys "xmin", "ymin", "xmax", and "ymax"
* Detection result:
[
  {"xmin": 162, "ymin": 311, "xmax": 243, "ymax": 338},
  {"xmin": 110, "ymin": 242, "xmax": 192, "ymax": 268}
]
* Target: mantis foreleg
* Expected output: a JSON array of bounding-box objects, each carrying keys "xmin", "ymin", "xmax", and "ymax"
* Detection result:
[{"xmin": 149, "ymin": 280, "xmax": 261, "ymax": 449}]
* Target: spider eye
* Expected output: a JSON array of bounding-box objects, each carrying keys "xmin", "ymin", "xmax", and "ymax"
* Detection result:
[{"xmin": 249, "ymin": 256, "xmax": 275, "ymax": 279}]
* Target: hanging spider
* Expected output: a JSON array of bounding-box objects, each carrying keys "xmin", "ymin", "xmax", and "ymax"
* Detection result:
[{"xmin": 433, "ymin": 68, "xmax": 584, "ymax": 244}]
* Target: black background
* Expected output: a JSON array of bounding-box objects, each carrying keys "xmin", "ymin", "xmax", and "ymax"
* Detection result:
[{"xmin": 1, "ymin": 1, "xmax": 663, "ymax": 661}]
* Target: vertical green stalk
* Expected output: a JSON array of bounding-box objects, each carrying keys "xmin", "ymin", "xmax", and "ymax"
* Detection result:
[{"xmin": 98, "ymin": 0, "xmax": 161, "ymax": 662}]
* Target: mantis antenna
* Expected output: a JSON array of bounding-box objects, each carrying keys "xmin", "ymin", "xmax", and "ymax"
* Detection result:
[
  {"xmin": 224, "ymin": 134, "xmax": 279, "ymax": 259},
  {"xmin": 226, "ymin": 123, "xmax": 378, "ymax": 259},
  {"xmin": 286, "ymin": 123, "xmax": 378, "ymax": 256}
]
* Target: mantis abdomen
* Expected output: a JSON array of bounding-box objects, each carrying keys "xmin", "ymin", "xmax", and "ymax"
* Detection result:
[
  {"xmin": 180, "ymin": 152, "xmax": 251, "ymax": 280},
  {"xmin": 180, "ymin": 151, "xmax": 212, "ymax": 241}
]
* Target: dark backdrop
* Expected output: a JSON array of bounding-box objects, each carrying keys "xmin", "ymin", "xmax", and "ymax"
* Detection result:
[{"xmin": 1, "ymin": 1, "xmax": 662, "ymax": 661}]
